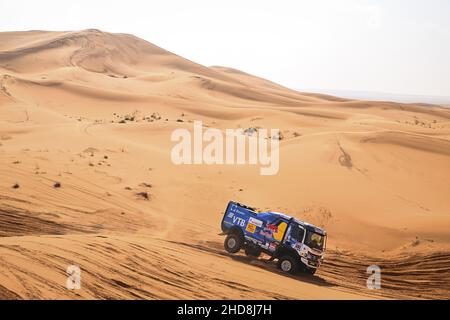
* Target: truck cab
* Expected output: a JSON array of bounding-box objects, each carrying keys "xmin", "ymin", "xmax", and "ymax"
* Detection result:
[{"xmin": 221, "ymin": 201, "xmax": 327, "ymax": 275}]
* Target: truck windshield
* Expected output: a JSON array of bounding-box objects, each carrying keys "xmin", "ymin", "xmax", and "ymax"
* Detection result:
[
  {"xmin": 305, "ymin": 231, "xmax": 325, "ymax": 251},
  {"xmin": 289, "ymin": 223, "xmax": 305, "ymax": 242}
]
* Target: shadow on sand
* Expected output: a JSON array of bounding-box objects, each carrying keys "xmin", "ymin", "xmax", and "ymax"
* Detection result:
[{"xmin": 166, "ymin": 239, "xmax": 335, "ymax": 288}]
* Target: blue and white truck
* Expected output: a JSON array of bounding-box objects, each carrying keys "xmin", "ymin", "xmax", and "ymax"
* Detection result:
[{"xmin": 221, "ymin": 201, "xmax": 327, "ymax": 275}]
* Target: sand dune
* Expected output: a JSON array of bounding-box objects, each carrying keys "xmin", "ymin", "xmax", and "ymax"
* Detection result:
[{"xmin": 0, "ymin": 29, "xmax": 449, "ymax": 300}]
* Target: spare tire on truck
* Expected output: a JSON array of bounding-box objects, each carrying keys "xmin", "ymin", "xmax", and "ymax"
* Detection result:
[{"xmin": 224, "ymin": 233, "xmax": 243, "ymax": 253}]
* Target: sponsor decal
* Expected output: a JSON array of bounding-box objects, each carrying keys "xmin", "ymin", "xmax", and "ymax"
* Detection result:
[
  {"xmin": 259, "ymin": 222, "xmax": 287, "ymax": 241},
  {"xmin": 273, "ymin": 222, "xmax": 287, "ymax": 241},
  {"xmin": 259, "ymin": 230, "xmax": 272, "ymax": 238},
  {"xmin": 249, "ymin": 217, "xmax": 263, "ymax": 228},
  {"xmin": 232, "ymin": 216, "xmax": 246, "ymax": 227},
  {"xmin": 246, "ymin": 223, "xmax": 257, "ymax": 234},
  {"xmin": 259, "ymin": 224, "xmax": 278, "ymax": 239},
  {"xmin": 229, "ymin": 204, "xmax": 249, "ymax": 216}
]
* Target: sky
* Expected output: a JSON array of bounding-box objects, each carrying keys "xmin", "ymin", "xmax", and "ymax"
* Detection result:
[{"xmin": 1, "ymin": 0, "xmax": 450, "ymax": 97}]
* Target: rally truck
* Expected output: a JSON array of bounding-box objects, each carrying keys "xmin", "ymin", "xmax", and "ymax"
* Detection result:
[{"xmin": 221, "ymin": 201, "xmax": 327, "ymax": 275}]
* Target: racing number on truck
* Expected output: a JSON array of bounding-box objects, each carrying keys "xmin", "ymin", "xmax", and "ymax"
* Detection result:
[{"xmin": 246, "ymin": 223, "xmax": 257, "ymax": 234}]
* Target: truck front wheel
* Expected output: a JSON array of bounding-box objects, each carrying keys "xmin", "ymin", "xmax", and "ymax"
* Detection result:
[
  {"xmin": 224, "ymin": 234, "xmax": 243, "ymax": 253},
  {"xmin": 278, "ymin": 255, "xmax": 299, "ymax": 274}
]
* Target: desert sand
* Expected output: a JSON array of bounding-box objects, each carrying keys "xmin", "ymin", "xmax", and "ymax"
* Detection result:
[{"xmin": 0, "ymin": 29, "xmax": 449, "ymax": 299}]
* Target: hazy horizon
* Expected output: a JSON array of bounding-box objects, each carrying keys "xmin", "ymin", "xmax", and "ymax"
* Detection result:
[
  {"xmin": 1, "ymin": 0, "xmax": 449, "ymax": 97},
  {"xmin": 300, "ymin": 88, "xmax": 450, "ymax": 106}
]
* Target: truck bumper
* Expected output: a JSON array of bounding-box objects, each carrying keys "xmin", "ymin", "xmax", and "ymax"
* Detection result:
[{"xmin": 300, "ymin": 257, "xmax": 320, "ymax": 269}]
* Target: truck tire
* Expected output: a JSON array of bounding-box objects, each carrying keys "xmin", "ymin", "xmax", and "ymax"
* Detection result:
[
  {"xmin": 244, "ymin": 246, "xmax": 261, "ymax": 258},
  {"xmin": 224, "ymin": 234, "xmax": 243, "ymax": 253},
  {"xmin": 277, "ymin": 255, "xmax": 299, "ymax": 274}
]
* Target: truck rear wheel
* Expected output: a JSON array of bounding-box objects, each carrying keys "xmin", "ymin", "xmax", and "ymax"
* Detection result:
[
  {"xmin": 278, "ymin": 255, "xmax": 299, "ymax": 274},
  {"xmin": 244, "ymin": 246, "xmax": 261, "ymax": 258},
  {"xmin": 224, "ymin": 234, "xmax": 243, "ymax": 253}
]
